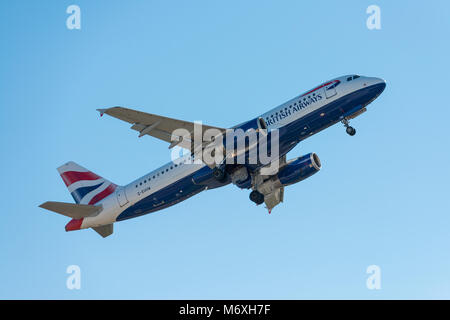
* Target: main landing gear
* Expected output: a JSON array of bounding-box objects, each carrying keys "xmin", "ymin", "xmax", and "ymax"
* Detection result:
[
  {"xmin": 212, "ymin": 167, "xmax": 226, "ymax": 182},
  {"xmin": 249, "ymin": 190, "xmax": 264, "ymax": 205},
  {"xmin": 342, "ymin": 118, "xmax": 356, "ymax": 136}
]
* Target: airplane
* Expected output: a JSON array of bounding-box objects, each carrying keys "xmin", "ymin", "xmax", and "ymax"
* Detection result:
[{"xmin": 39, "ymin": 75, "xmax": 386, "ymax": 238}]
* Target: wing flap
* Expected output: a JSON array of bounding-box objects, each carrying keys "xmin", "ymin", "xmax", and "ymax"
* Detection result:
[{"xmin": 264, "ymin": 186, "xmax": 284, "ymax": 212}]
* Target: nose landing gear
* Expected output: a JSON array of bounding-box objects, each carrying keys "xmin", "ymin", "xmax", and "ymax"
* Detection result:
[
  {"xmin": 342, "ymin": 118, "xmax": 356, "ymax": 136},
  {"xmin": 346, "ymin": 126, "xmax": 356, "ymax": 136}
]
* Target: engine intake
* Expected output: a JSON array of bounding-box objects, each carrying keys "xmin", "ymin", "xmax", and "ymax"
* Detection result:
[{"xmin": 278, "ymin": 153, "xmax": 321, "ymax": 186}]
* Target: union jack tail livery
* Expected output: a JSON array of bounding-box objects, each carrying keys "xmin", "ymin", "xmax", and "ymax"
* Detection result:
[{"xmin": 58, "ymin": 161, "xmax": 117, "ymax": 205}]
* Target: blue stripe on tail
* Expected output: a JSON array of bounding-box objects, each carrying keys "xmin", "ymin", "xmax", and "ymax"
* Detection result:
[{"xmin": 71, "ymin": 183, "xmax": 103, "ymax": 204}]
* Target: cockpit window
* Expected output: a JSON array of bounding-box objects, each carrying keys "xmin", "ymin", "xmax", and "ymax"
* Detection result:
[{"xmin": 347, "ymin": 75, "xmax": 360, "ymax": 81}]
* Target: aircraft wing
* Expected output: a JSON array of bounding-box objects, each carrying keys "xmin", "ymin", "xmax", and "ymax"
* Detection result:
[{"xmin": 97, "ymin": 107, "xmax": 226, "ymax": 151}]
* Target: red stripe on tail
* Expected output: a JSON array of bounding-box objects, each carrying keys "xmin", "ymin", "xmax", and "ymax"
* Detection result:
[
  {"xmin": 60, "ymin": 171, "xmax": 101, "ymax": 187},
  {"xmin": 88, "ymin": 184, "xmax": 117, "ymax": 205},
  {"xmin": 65, "ymin": 218, "xmax": 84, "ymax": 231}
]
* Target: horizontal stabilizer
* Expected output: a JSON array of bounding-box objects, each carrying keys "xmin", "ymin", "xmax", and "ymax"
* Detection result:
[
  {"xmin": 39, "ymin": 201, "xmax": 101, "ymax": 219},
  {"xmin": 92, "ymin": 224, "xmax": 113, "ymax": 238}
]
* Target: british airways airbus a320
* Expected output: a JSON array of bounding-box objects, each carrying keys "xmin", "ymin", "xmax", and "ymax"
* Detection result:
[{"xmin": 40, "ymin": 75, "xmax": 386, "ymax": 237}]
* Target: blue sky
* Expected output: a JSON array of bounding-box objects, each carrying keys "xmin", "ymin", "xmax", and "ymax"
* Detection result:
[{"xmin": 1, "ymin": 0, "xmax": 449, "ymax": 299}]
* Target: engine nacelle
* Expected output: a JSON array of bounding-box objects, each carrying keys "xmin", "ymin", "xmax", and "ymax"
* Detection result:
[{"xmin": 278, "ymin": 153, "xmax": 321, "ymax": 186}]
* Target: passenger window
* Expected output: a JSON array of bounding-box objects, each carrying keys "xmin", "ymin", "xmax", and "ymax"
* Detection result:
[
  {"xmin": 353, "ymin": 75, "xmax": 360, "ymax": 79},
  {"xmin": 347, "ymin": 77, "xmax": 352, "ymax": 81}
]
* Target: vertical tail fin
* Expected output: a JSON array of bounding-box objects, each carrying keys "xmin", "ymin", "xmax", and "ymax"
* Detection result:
[{"xmin": 57, "ymin": 161, "xmax": 117, "ymax": 205}]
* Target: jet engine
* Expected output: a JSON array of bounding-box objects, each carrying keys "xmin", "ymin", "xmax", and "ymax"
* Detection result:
[{"xmin": 277, "ymin": 153, "xmax": 321, "ymax": 186}]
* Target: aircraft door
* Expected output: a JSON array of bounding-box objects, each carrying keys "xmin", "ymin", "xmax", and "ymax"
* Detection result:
[
  {"xmin": 325, "ymin": 81, "xmax": 337, "ymax": 98},
  {"xmin": 116, "ymin": 187, "xmax": 129, "ymax": 207}
]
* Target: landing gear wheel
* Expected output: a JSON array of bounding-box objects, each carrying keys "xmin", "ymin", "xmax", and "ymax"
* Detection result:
[
  {"xmin": 249, "ymin": 190, "xmax": 264, "ymax": 205},
  {"xmin": 212, "ymin": 167, "xmax": 226, "ymax": 182},
  {"xmin": 342, "ymin": 118, "xmax": 356, "ymax": 136},
  {"xmin": 346, "ymin": 126, "xmax": 356, "ymax": 136}
]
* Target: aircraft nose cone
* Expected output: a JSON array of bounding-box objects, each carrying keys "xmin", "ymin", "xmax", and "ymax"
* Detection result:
[
  {"xmin": 376, "ymin": 77, "xmax": 386, "ymax": 86},
  {"xmin": 370, "ymin": 77, "xmax": 386, "ymax": 96},
  {"xmin": 363, "ymin": 77, "xmax": 386, "ymax": 106},
  {"xmin": 376, "ymin": 78, "xmax": 386, "ymax": 93}
]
